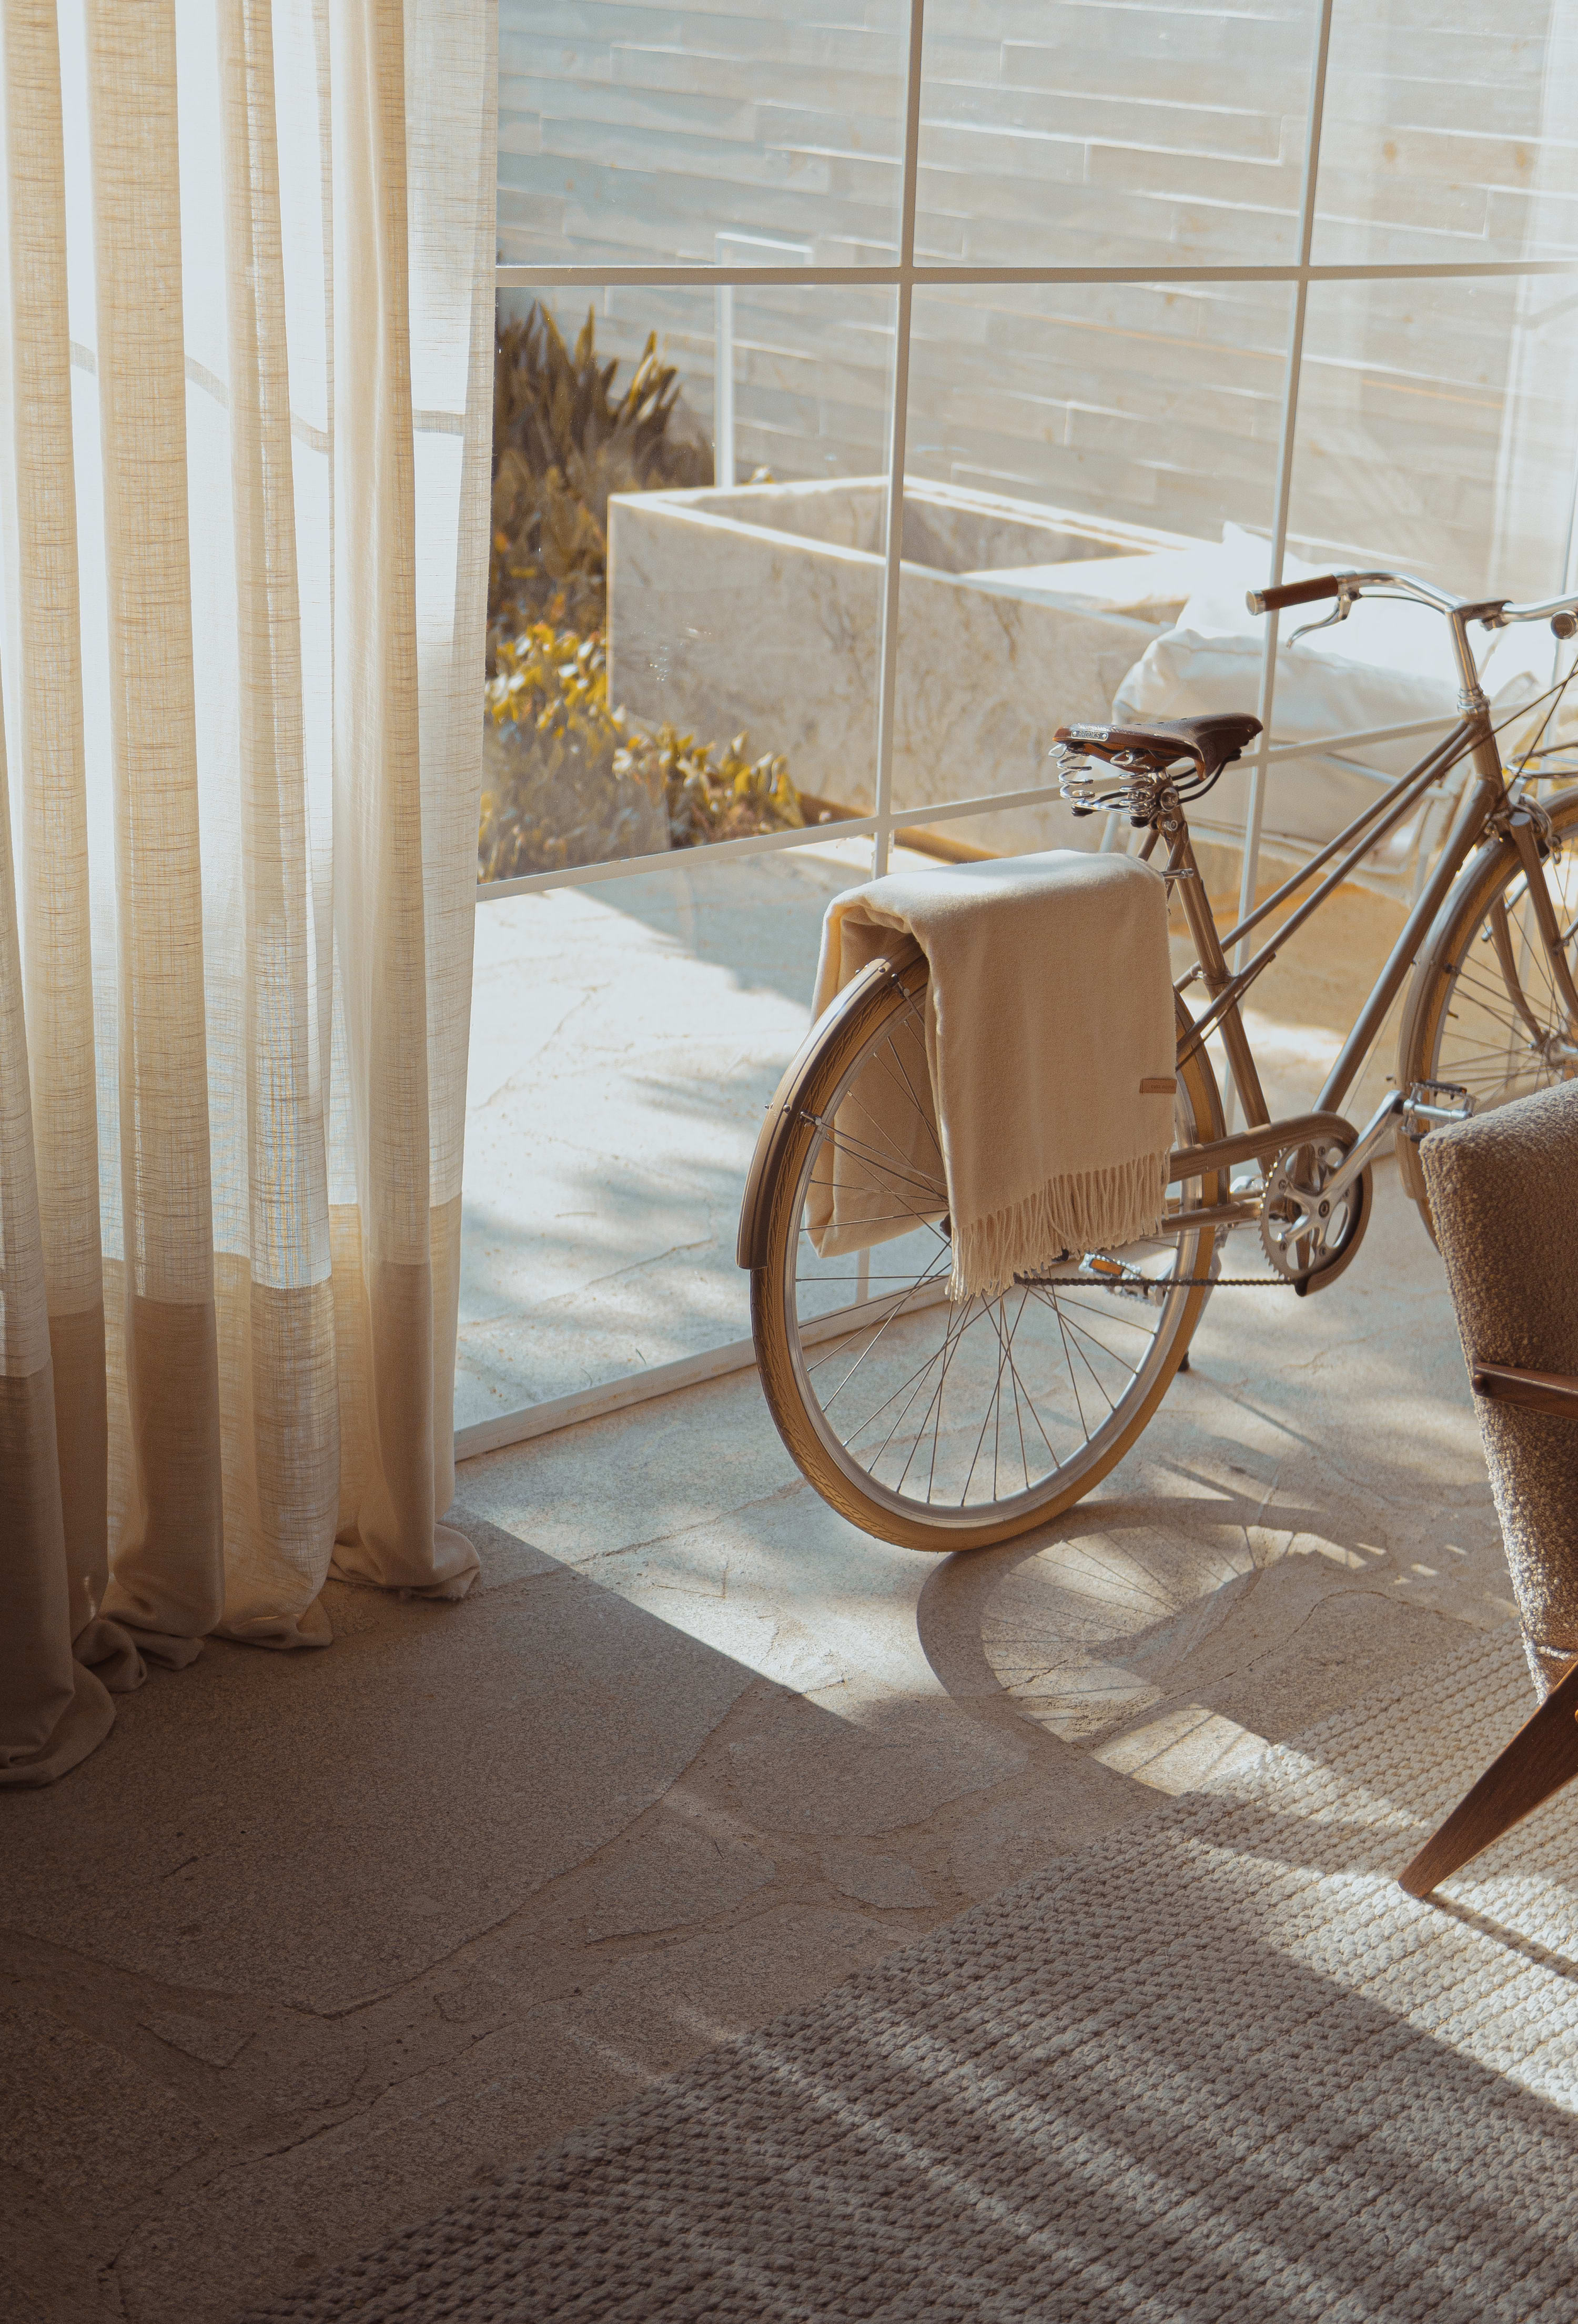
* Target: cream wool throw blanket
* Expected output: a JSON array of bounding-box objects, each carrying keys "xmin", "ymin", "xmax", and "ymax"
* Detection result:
[{"xmin": 808, "ymin": 852, "xmax": 1177, "ymax": 1299}]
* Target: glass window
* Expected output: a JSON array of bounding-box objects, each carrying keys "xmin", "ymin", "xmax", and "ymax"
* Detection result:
[
  {"xmin": 1313, "ymin": 0, "xmax": 1578, "ymax": 266},
  {"xmin": 476, "ymin": 0, "xmax": 1578, "ymax": 1428},
  {"xmin": 1289, "ymin": 273, "xmax": 1578, "ymax": 601},
  {"xmin": 498, "ymin": 4, "xmax": 908, "ymax": 267},
  {"xmin": 460, "ymin": 837, "xmax": 903, "ymax": 1424},
  {"xmin": 483, "ymin": 287, "xmax": 893, "ymax": 881},
  {"xmin": 892, "ymin": 280, "xmax": 1292, "ymax": 834},
  {"xmin": 916, "ymin": 0, "xmax": 1322, "ymax": 269}
]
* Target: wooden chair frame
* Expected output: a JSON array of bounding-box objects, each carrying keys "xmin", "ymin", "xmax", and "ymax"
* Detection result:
[{"xmin": 1401, "ymin": 1363, "xmax": 1578, "ymax": 1898}]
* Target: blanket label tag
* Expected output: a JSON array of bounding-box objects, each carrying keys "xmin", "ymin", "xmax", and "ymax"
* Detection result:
[{"xmin": 1139, "ymin": 1076, "xmax": 1178, "ymax": 1096}]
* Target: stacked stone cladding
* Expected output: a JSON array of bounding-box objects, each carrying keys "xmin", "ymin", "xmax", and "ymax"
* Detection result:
[{"xmin": 501, "ymin": 2, "xmax": 1578, "ymax": 600}]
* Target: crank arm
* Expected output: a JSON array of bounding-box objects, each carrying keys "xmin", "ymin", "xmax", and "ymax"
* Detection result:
[
  {"xmin": 1320, "ymin": 1082, "xmax": 1473, "ymax": 1207},
  {"xmin": 1317, "ymin": 1094, "xmax": 1404, "ymax": 1206}
]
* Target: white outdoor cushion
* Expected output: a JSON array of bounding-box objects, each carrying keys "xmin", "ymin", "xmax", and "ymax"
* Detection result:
[{"xmin": 1111, "ymin": 527, "xmax": 1549, "ymax": 862}]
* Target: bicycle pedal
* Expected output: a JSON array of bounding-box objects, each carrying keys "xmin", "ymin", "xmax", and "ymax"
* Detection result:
[{"xmin": 1400, "ymin": 1080, "xmax": 1473, "ymax": 1138}]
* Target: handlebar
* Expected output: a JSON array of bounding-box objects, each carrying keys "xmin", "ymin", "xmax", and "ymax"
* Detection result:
[
  {"xmin": 1247, "ymin": 567, "xmax": 1578, "ymax": 640},
  {"xmin": 1245, "ymin": 574, "xmax": 1347, "ymax": 615}
]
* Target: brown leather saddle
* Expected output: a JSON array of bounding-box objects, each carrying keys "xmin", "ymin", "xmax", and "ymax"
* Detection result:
[{"xmin": 1054, "ymin": 712, "xmax": 1262, "ymax": 783}]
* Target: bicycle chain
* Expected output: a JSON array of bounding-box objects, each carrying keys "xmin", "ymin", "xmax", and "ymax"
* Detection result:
[
  {"xmin": 1159, "ymin": 1275, "xmax": 1296, "ymax": 1289},
  {"xmin": 1068, "ymin": 1267, "xmax": 1294, "ymax": 1292}
]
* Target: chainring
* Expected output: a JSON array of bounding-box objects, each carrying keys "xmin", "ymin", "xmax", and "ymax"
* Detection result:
[{"xmin": 1258, "ymin": 1134, "xmax": 1368, "ymax": 1290}]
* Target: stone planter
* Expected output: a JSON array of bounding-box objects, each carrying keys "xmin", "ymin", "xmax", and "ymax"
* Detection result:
[{"xmin": 607, "ymin": 478, "xmax": 1202, "ymax": 856}]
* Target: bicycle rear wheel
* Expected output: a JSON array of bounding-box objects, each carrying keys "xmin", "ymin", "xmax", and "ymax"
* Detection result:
[
  {"xmin": 746, "ymin": 947, "xmax": 1225, "ymax": 1551},
  {"xmin": 1398, "ymin": 785, "xmax": 1578, "ymax": 1234}
]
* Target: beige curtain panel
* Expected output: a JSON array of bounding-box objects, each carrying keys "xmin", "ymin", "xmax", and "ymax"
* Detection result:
[{"xmin": 0, "ymin": 0, "xmax": 497, "ymax": 1785}]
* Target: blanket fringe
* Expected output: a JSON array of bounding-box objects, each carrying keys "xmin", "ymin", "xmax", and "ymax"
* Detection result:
[{"xmin": 950, "ymin": 1153, "xmax": 1170, "ymax": 1301}]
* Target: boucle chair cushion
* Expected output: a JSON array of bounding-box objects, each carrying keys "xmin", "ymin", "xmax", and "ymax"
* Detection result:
[{"xmin": 1422, "ymin": 1081, "xmax": 1578, "ymax": 1696}]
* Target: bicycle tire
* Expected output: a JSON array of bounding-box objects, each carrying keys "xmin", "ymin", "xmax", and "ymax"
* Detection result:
[
  {"xmin": 1397, "ymin": 784, "xmax": 1578, "ymax": 1237},
  {"xmin": 746, "ymin": 949, "xmax": 1226, "ymax": 1552}
]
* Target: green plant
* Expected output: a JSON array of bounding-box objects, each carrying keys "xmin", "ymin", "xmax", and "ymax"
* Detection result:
[
  {"xmin": 490, "ymin": 302, "xmax": 711, "ymax": 650},
  {"xmin": 479, "ymin": 626, "xmax": 805, "ymax": 882},
  {"xmin": 482, "ymin": 308, "xmax": 812, "ymax": 874},
  {"xmin": 628, "ymin": 720, "xmax": 805, "ymax": 853}
]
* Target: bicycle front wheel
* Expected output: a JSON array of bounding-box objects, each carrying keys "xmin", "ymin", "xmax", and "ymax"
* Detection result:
[
  {"xmin": 1398, "ymin": 784, "xmax": 1578, "ymax": 1234},
  {"xmin": 747, "ymin": 948, "xmax": 1225, "ymax": 1552}
]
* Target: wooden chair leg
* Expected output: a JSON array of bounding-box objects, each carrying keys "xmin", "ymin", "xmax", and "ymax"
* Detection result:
[{"xmin": 1400, "ymin": 1653, "xmax": 1578, "ymax": 1898}]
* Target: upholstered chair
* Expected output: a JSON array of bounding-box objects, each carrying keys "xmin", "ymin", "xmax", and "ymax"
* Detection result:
[{"xmin": 1402, "ymin": 1080, "xmax": 1578, "ymax": 1898}]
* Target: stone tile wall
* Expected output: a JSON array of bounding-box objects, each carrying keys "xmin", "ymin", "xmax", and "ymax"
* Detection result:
[{"xmin": 501, "ymin": 2, "xmax": 1578, "ymax": 599}]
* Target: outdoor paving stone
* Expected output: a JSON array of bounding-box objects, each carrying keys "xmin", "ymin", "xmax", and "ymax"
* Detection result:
[{"xmin": 459, "ymin": 838, "xmax": 887, "ymax": 1428}]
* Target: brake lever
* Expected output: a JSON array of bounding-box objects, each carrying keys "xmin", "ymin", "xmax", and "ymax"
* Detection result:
[{"xmin": 1288, "ymin": 586, "xmax": 1356, "ymax": 647}]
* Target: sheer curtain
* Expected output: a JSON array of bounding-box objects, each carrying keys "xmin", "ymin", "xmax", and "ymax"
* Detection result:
[{"xmin": 0, "ymin": 0, "xmax": 496, "ymax": 1784}]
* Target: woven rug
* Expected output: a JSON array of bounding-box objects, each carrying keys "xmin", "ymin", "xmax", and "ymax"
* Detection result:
[{"xmin": 256, "ymin": 1631, "xmax": 1578, "ymax": 2322}]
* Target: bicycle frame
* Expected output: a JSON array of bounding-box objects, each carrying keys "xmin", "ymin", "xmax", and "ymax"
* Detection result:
[{"xmin": 1153, "ymin": 588, "xmax": 1576, "ymax": 1229}]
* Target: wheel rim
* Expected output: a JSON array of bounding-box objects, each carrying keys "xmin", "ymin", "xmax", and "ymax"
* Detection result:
[
  {"xmin": 1427, "ymin": 809, "xmax": 1578, "ymax": 1111},
  {"xmin": 779, "ymin": 987, "xmax": 1210, "ymax": 1532}
]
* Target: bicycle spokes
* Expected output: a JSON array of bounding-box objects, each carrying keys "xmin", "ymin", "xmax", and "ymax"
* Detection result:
[
  {"xmin": 782, "ymin": 1006, "xmax": 1212, "ymax": 1522},
  {"xmin": 1434, "ymin": 837, "xmax": 1578, "ymax": 1110}
]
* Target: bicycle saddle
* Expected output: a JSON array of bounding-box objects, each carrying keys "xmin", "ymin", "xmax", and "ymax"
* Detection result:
[{"xmin": 1054, "ymin": 712, "xmax": 1262, "ymax": 781}]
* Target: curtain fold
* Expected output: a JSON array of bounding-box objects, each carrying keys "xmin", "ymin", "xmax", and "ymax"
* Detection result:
[{"xmin": 0, "ymin": 0, "xmax": 495, "ymax": 1784}]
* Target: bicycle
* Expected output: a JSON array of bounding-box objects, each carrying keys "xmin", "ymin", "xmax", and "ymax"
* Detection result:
[{"xmin": 736, "ymin": 565, "xmax": 1578, "ymax": 1551}]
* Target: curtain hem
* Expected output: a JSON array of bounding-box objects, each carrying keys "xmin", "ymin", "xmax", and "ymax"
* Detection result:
[{"xmin": 0, "ymin": 1658, "xmax": 114, "ymax": 1789}]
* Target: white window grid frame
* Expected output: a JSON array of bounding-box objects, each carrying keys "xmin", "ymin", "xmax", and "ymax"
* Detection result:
[
  {"xmin": 459, "ymin": 0, "xmax": 1578, "ymax": 1458},
  {"xmin": 487, "ymin": 0, "xmax": 1577, "ymax": 923}
]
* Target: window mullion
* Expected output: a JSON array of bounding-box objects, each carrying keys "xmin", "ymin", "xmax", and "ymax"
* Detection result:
[
  {"xmin": 871, "ymin": 0, "xmax": 926, "ymax": 882},
  {"xmin": 1228, "ymin": 0, "xmax": 1339, "ymax": 1130}
]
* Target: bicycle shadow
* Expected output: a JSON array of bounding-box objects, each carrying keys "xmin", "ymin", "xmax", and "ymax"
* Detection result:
[{"xmin": 913, "ymin": 1476, "xmax": 1482, "ymax": 1764}]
